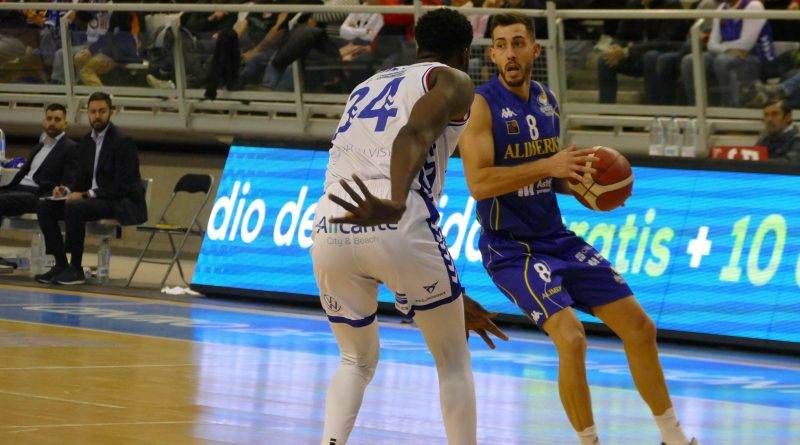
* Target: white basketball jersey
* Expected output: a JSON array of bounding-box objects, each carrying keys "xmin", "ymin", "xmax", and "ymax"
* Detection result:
[{"xmin": 325, "ymin": 62, "xmax": 468, "ymax": 200}]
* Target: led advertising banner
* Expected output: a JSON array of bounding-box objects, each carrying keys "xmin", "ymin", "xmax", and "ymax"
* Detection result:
[{"xmin": 193, "ymin": 146, "xmax": 800, "ymax": 346}]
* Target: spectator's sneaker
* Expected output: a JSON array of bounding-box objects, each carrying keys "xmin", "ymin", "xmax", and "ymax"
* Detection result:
[
  {"xmin": 53, "ymin": 267, "xmax": 86, "ymax": 285},
  {"xmin": 146, "ymin": 74, "xmax": 176, "ymax": 90},
  {"xmin": 35, "ymin": 265, "xmax": 66, "ymax": 284}
]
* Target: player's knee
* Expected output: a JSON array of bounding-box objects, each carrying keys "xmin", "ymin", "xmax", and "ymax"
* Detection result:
[
  {"xmin": 624, "ymin": 315, "xmax": 657, "ymax": 346},
  {"xmin": 628, "ymin": 315, "xmax": 657, "ymax": 344},
  {"xmin": 340, "ymin": 347, "xmax": 379, "ymax": 381},
  {"xmin": 554, "ymin": 329, "xmax": 587, "ymax": 358}
]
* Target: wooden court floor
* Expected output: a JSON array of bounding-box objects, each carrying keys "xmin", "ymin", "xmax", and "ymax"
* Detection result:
[{"xmin": 0, "ymin": 285, "xmax": 799, "ymax": 445}]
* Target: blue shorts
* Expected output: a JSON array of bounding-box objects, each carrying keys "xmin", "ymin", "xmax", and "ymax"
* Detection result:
[{"xmin": 479, "ymin": 230, "xmax": 632, "ymax": 328}]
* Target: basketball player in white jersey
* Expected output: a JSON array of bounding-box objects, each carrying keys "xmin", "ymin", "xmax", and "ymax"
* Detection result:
[{"xmin": 311, "ymin": 8, "xmax": 505, "ymax": 445}]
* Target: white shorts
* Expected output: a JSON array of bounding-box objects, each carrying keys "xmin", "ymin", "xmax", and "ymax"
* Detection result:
[{"xmin": 310, "ymin": 179, "xmax": 462, "ymax": 327}]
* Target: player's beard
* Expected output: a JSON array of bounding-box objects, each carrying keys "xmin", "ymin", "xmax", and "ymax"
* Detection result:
[{"xmin": 501, "ymin": 62, "xmax": 533, "ymax": 88}]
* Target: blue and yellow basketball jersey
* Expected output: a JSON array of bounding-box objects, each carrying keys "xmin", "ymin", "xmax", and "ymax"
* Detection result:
[{"xmin": 473, "ymin": 76, "xmax": 565, "ymax": 239}]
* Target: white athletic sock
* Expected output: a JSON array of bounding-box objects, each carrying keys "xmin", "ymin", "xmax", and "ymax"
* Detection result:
[
  {"xmin": 321, "ymin": 322, "xmax": 380, "ymax": 445},
  {"xmin": 577, "ymin": 425, "xmax": 600, "ymax": 445},
  {"xmin": 655, "ymin": 407, "xmax": 690, "ymax": 445}
]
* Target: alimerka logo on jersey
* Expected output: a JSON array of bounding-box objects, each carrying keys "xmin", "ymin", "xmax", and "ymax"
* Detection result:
[
  {"xmin": 314, "ymin": 216, "xmax": 398, "ymax": 234},
  {"xmin": 503, "ymin": 137, "xmax": 559, "ymax": 160}
]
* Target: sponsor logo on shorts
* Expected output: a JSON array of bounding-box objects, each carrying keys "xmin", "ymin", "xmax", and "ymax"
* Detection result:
[
  {"xmin": 323, "ymin": 294, "xmax": 342, "ymax": 313},
  {"xmin": 315, "ymin": 216, "xmax": 397, "ymax": 234},
  {"xmin": 423, "ymin": 281, "xmax": 439, "ymax": 294},
  {"xmin": 542, "ymin": 285, "xmax": 562, "ymax": 299},
  {"xmin": 420, "ymin": 281, "xmax": 446, "ymax": 303},
  {"xmin": 613, "ymin": 272, "xmax": 626, "ymax": 284}
]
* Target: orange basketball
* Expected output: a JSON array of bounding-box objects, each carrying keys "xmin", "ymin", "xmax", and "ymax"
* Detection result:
[{"xmin": 567, "ymin": 146, "xmax": 633, "ymax": 211}]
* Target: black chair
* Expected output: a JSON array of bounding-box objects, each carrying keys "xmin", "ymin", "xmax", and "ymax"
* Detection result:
[{"xmin": 126, "ymin": 173, "xmax": 214, "ymax": 288}]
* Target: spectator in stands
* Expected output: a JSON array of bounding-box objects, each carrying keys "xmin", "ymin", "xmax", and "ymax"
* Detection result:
[
  {"xmin": 0, "ymin": 104, "xmax": 77, "ymax": 271},
  {"xmin": 35, "ymin": 92, "xmax": 147, "ymax": 285},
  {"xmin": 648, "ymin": 0, "xmax": 720, "ymax": 105},
  {"xmin": 757, "ymin": 99, "xmax": 800, "ymax": 162},
  {"xmin": 338, "ymin": 0, "xmax": 383, "ymax": 66},
  {"xmin": 680, "ymin": 0, "xmax": 776, "ymax": 107},
  {"xmin": 74, "ymin": 11, "xmax": 142, "ymax": 86},
  {"xmin": 0, "ymin": 5, "xmax": 46, "ymax": 83},
  {"xmin": 262, "ymin": 11, "xmax": 343, "ymax": 92},
  {"xmin": 50, "ymin": 9, "xmax": 96, "ymax": 85},
  {"xmin": 237, "ymin": 3, "xmax": 292, "ymax": 90},
  {"xmin": 0, "ymin": 7, "xmax": 32, "ymax": 66},
  {"xmin": 597, "ymin": 0, "xmax": 687, "ymax": 104}
]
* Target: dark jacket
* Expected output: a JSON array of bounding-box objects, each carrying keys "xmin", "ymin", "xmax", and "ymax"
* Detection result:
[
  {"xmin": 615, "ymin": 0, "xmax": 689, "ymax": 60},
  {"xmin": 72, "ymin": 123, "xmax": 148, "ymax": 225},
  {"xmin": 2, "ymin": 135, "xmax": 78, "ymax": 196},
  {"xmin": 89, "ymin": 12, "xmax": 142, "ymax": 63},
  {"xmin": 757, "ymin": 125, "xmax": 800, "ymax": 163}
]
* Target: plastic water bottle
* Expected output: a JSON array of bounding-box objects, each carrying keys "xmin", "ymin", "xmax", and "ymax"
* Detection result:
[
  {"xmin": 97, "ymin": 238, "xmax": 111, "ymax": 284},
  {"xmin": 0, "ymin": 128, "xmax": 6, "ymax": 163},
  {"xmin": 29, "ymin": 231, "xmax": 46, "ymax": 277},
  {"xmin": 681, "ymin": 118, "xmax": 698, "ymax": 158},
  {"xmin": 664, "ymin": 117, "xmax": 681, "ymax": 157},
  {"xmin": 648, "ymin": 117, "xmax": 664, "ymax": 156}
]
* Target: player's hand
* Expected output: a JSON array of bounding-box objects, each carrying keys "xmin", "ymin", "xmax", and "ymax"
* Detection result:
[
  {"xmin": 463, "ymin": 293, "xmax": 509, "ymax": 349},
  {"xmin": 545, "ymin": 145, "xmax": 597, "ymax": 183},
  {"xmin": 329, "ymin": 174, "xmax": 407, "ymax": 226},
  {"xmin": 788, "ymin": 2, "xmax": 798, "ymax": 10}
]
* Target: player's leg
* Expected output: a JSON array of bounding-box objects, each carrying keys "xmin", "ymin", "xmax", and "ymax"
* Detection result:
[
  {"xmin": 413, "ymin": 296, "xmax": 477, "ymax": 445},
  {"xmin": 384, "ymin": 192, "xmax": 476, "ymax": 445},
  {"xmin": 593, "ymin": 297, "xmax": 693, "ymax": 445},
  {"xmin": 322, "ymin": 320, "xmax": 380, "ymax": 445},
  {"xmin": 561, "ymin": 236, "xmax": 694, "ymax": 445},
  {"xmin": 311, "ymin": 218, "xmax": 382, "ymax": 445},
  {"xmin": 541, "ymin": 308, "xmax": 596, "ymax": 443},
  {"xmin": 482, "ymin": 234, "xmax": 600, "ymax": 444}
]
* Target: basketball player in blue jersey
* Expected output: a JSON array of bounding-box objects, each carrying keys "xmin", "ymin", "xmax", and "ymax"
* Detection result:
[{"xmin": 459, "ymin": 13, "xmax": 698, "ymax": 445}]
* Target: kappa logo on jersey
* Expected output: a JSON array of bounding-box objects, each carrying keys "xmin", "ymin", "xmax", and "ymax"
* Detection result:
[
  {"xmin": 506, "ymin": 120, "xmax": 520, "ymax": 135},
  {"xmin": 323, "ymin": 294, "xmax": 342, "ymax": 313},
  {"xmin": 423, "ymin": 281, "xmax": 439, "ymax": 294},
  {"xmin": 531, "ymin": 311, "xmax": 543, "ymax": 323},
  {"xmin": 501, "ymin": 107, "xmax": 517, "ymax": 119}
]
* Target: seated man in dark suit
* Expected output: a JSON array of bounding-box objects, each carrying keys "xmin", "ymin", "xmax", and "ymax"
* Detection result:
[
  {"xmin": 35, "ymin": 92, "xmax": 148, "ymax": 285},
  {"xmin": 0, "ymin": 103, "xmax": 78, "ymax": 270}
]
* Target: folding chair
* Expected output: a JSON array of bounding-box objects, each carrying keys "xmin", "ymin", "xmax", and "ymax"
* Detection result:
[{"xmin": 126, "ymin": 173, "xmax": 214, "ymax": 288}]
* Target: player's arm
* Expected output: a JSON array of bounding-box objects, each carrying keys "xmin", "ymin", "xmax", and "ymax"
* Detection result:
[
  {"xmin": 330, "ymin": 67, "xmax": 473, "ymax": 226},
  {"xmin": 460, "ymin": 94, "xmax": 597, "ymax": 200},
  {"xmin": 389, "ymin": 67, "xmax": 474, "ymax": 206}
]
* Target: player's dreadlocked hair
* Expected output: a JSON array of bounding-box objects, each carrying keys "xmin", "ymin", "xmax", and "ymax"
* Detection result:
[{"xmin": 414, "ymin": 8, "xmax": 473, "ymax": 60}]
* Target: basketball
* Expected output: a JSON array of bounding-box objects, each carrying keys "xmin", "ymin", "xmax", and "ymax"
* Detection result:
[{"xmin": 567, "ymin": 146, "xmax": 633, "ymax": 211}]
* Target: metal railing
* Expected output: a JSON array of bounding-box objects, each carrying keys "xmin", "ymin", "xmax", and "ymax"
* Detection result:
[{"xmin": 1, "ymin": 2, "xmax": 798, "ymax": 155}]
